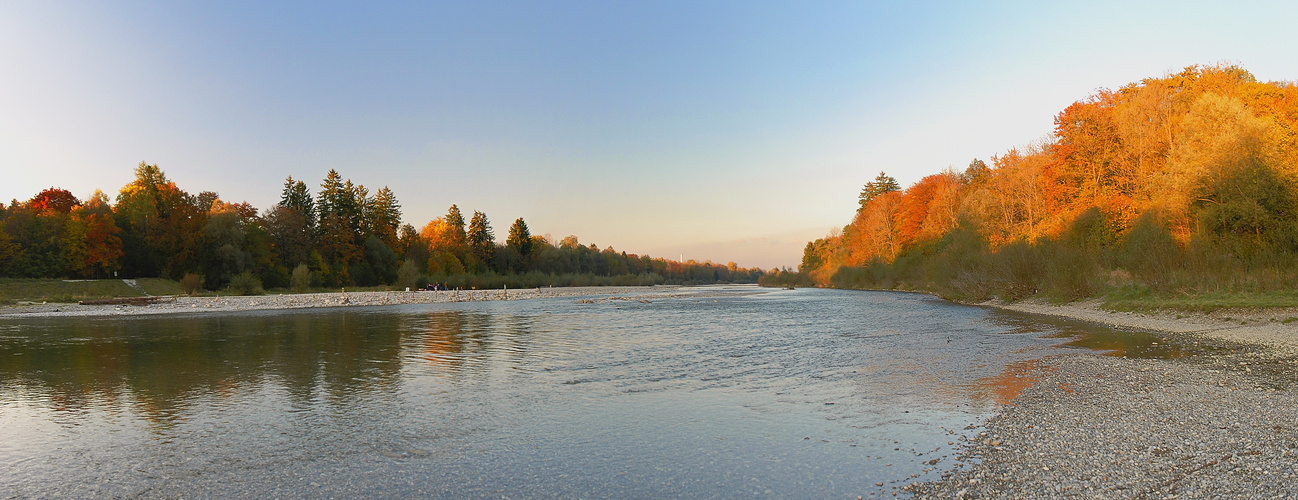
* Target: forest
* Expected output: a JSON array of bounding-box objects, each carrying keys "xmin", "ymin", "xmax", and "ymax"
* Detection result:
[
  {"xmin": 765, "ymin": 64, "xmax": 1298, "ymax": 309},
  {"xmin": 0, "ymin": 165, "xmax": 763, "ymax": 293}
]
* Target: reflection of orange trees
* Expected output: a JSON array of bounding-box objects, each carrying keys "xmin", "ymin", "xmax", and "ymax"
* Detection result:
[
  {"xmin": 421, "ymin": 313, "xmax": 468, "ymax": 369},
  {"xmin": 418, "ymin": 312, "xmax": 525, "ymax": 375},
  {"xmin": 965, "ymin": 359, "xmax": 1052, "ymax": 407},
  {"xmin": 798, "ymin": 64, "xmax": 1298, "ymax": 297}
]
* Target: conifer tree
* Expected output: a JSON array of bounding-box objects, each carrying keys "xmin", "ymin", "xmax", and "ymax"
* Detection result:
[
  {"xmin": 506, "ymin": 217, "xmax": 532, "ymax": 256},
  {"xmin": 342, "ymin": 181, "xmax": 363, "ymax": 237},
  {"xmin": 316, "ymin": 170, "xmax": 346, "ymax": 222},
  {"xmin": 444, "ymin": 204, "xmax": 467, "ymax": 250},
  {"xmin": 859, "ymin": 171, "xmax": 901, "ymax": 209},
  {"xmin": 368, "ymin": 186, "xmax": 401, "ymax": 248},
  {"xmin": 279, "ymin": 176, "xmax": 316, "ymax": 228},
  {"xmin": 467, "ymin": 210, "xmax": 494, "ymax": 265}
]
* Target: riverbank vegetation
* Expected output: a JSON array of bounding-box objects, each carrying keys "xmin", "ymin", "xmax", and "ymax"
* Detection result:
[
  {"xmin": 773, "ymin": 64, "xmax": 1298, "ymax": 311},
  {"xmin": 1, "ymin": 167, "xmax": 763, "ymax": 294}
]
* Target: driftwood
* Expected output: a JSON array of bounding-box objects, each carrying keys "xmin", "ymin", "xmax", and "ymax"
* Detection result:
[{"xmin": 78, "ymin": 296, "xmax": 169, "ymax": 306}]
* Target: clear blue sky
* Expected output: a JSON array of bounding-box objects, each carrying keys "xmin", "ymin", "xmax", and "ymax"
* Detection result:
[{"xmin": 2, "ymin": 1, "xmax": 1295, "ymax": 269}]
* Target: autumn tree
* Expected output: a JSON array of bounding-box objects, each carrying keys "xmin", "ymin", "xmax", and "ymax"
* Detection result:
[
  {"xmin": 195, "ymin": 191, "xmax": 220, "ymax": 213},
  {"xmin": 1162, "ymin": 93, "xmax": 1277, "ymax": 234},
  {"xmin": 918, "ymin": 170, "xmax": 964, "ymax": 241},
  {"xmin": 68, "ymin": 191, "xmax": 123, "ymax": 277},
  {"xmin": 29, "ymin": 188, "xmax": 80, "ymax": 214},
  {"xmin": 854, "ymin": 190, "xmax": 902, "ymax": 262},
  {"xmin": 2, "ymin": 191, "xmax": 71, "ymax": 276},
  {"xmin": 114, "ymin": 162, "xmax": 204, "ymax": 277},
  {"xmin": 893, "ymin": 175, "xmax": 943, "ymax": 248},
  {"xmin": 795, "ymin": 63, "xmax": 1298, "ymax": 294},
  {"xmin": 418, "ymin": 204, "xmax": 470, "ymax": 275},
  {"xmin": 420, "ymin": 218, "xmax": 448, "ymax": 249},
  {"xmin": 962, "ymin": 159, "xmax": 991, "ymax": 185}
]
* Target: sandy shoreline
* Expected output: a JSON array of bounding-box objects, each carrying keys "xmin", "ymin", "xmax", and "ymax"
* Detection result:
[{"xmin": 0, "ymin": 285, "xmax": 688, "ymax": 318}]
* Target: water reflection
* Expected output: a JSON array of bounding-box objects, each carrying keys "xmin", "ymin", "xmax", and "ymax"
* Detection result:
[
  {"xmin": 962, "ymin": 359, "xmax": 1048, "ymax": 406},
  {"xmin": 0, "ymin": 289, "xmax": 1190, "ymax": 498},
  {"xmin": 419, "ymin": 312, "xmax": 471, "ymax": 369},
  {"xmin": 0, "ymin": 311, "xmax": 408, "ymax": 425}
]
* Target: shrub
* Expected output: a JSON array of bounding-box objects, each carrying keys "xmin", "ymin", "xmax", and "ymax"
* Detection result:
[
  {"xmin": 1039, "ymin": 240, "xmax": 1098, "ymax": 301},
  {"xmin": 229, "ymin": 271, "xmax": 264, "ymax": 295},
  {"xmin": 291, "ymin": 264, "xmax": 311, "ymax": 293},
  {"xmin": 396, "ymin": 260, "xmax": 420, "ymax": 290},
  {"xmin": 1117, "ymin": 213, "xmax": 1182, "ymax": 289},
  {"xmin": 363, "ymin": 236, "xmax": 399, "ymax": 284},
  {"xmin": 988, "ymin": 240, "xmax": 1044, "ymax": 301},
  {"xmin": 179, "ymin": 272, "xmax": 202, "ymax": 295}
]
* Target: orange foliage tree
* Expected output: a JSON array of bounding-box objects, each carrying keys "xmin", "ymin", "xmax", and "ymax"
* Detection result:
[{"xmin": 800, "ymin": 63, "xmax": 1298, "ymax": 289}]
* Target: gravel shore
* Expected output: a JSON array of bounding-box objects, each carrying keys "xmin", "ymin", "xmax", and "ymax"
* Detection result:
[
  {"xmin": 990, "ymin": 298, "xmax": 1298, "ymax": 356},
  {"xmin": 904, "ymin": 300, "xmax": 1298, "ymax": 499},
  {"xmin": 905, "ymin": 354, "xmax": 1298, "ymax": 498},
  {"xmin": 0, "ymin": 285, "xmax": 685, "ymax": 318}
]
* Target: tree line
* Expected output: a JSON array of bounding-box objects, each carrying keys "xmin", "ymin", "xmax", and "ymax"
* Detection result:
[
  {"xmin": 768, "ymin": 64, "xmax": 1298, "ymax": 301},
  {"xmin": 0, "ymin": 164, "xmax": 763, "ymax": 291}
]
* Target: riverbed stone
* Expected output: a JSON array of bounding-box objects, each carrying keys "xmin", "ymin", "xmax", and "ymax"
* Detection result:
[{"xmin": 906, "ymin": 353, "xmax": 1298, "ymax": 498}]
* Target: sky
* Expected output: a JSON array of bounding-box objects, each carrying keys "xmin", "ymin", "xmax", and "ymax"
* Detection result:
[{"xmin": 2, "ymin": 1, "xmax": 1296, "ymax": 269}]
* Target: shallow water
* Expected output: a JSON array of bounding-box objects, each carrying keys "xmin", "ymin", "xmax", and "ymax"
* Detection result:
[{"xmin": 0, "ymin": 287, "xmax": 1166, "ymax": 497}]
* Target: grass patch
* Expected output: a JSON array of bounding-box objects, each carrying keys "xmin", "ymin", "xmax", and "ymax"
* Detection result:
[
  {"xmin": 0, "ymin": 278, "xmax": 147, "ymax": 303},
  {"xmin": 1102, "ymin": 287, "xmax": 1298, "ymax": 312},
  {"xmin": 0, "ymin": 278, "xmax": 187, "ymax": 303},
  {"xmin": 136, "ymin": 278, "xmax": 183, "ymax": 296}
]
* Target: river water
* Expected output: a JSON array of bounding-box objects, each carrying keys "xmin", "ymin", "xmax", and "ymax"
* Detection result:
[{"xmin": 0, "ymin": 287, "xmax": 1181, "ymax": 498}]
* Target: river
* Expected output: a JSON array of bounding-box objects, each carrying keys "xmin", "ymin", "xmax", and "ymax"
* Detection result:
[{"xmin": 0, "ymin": 286, "xmax": 1183, "ymax": 498}]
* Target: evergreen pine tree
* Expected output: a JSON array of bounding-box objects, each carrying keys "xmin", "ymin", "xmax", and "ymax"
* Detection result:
[
  {"xmin": 859, "ymin": 171, "xmax": 901, "ymax": 209},
  {"xmin": 506, "ymin": 217, "xmax": 532, "ymax": 256},
  {"xmin": 279, "ymin": 176, "xmax": 316, "ymax": 228},
  {"xmin": 467, "ymin": 210, "xmax": 494, "ymax": 266},
  {"xmin": 444, "ymin": 204, "xmax": 467, "ymax": 250}
]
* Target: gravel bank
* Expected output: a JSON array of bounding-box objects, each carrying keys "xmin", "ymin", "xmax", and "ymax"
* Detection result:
[
  {"xmin": 905, "ymin": 350, "xmax": 1298, "ymax": 498},
  {"xmin": 988, "ymin": 298, "xmax": 1298, "ymax": 356},
  {"xmin": 0, "ymin": 285, "xmax": 686, "ymax": 318},
  {"xmin": 902, "ymin": 299, "xmax": 1298, "ymax": 499}
]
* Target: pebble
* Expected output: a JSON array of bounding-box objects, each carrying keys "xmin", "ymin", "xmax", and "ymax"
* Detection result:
[{"xmin": 905, "ymin": 353, "xmax": 1298, "ymax": 498}]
